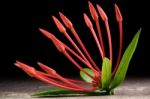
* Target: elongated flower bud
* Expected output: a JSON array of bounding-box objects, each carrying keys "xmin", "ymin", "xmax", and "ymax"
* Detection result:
[
  {"xmin": 15, "ymin": 61, "xmax": 36, "ymax": 77},
  {"xmin": 37, "ymin": 62, "xmax": 57, "ymax": 75},
  {"xmin": 114, "ymin": 4, "xmax": 123, "ymax": 22},
  {"xmin": 88, "ymin": 1, "xmax": 98, "ymax": 21},
  {"xmin": 97, "ymin": 4, "xmax": 113, "ymax": 63},
  {"xmin": 39, "ymin": 28, "xmax": 65, "ymax": 52},
  {"xmin": 52, "ymin": 16, "xmax": 66, "ymax": 33},
  {"xmin": 52, "ymin": 36, "xmax": 65, "ymax": 52},
  {"xmin": 39, "ymin": 28, "xmax": 53, "ymax": 39},
  {"xmin": 59, "ymin": 12, "xmax": 73, "ymax": 28},
  {"xmin": 83, "ymin": 13, "xmax": 93, "ymax": 28},
  {"xmin": 96, "ymin": 4, "xmax": 108, "ymax": 22}
]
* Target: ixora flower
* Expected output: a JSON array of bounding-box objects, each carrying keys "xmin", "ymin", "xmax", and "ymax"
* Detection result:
[{"xmin": 15, "ymin": 1, "xmax": 141, "ymax": 97}]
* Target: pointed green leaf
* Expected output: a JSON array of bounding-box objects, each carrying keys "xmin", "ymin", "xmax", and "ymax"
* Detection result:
[
  {"xmin": 32, "ymin": 88, "xmax": 111, "ymax": 97},
  {"xmin": 101, "ymin": 57, "xmax": 111, "ymax": 90},
  {"xmin": 80, "ymin": 68, "xmax": 94, "ymax": 82},
  {"xmin": 111, "ymin": 28, "xmax": 141, "ymax": 89},
  {"xmin": 32, "ymin": 88, "xmax": 75, "ymax": 97}
]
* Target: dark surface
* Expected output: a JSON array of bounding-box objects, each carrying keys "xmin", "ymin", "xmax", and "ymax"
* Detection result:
[{"xmin": 0, "ymin": 78, "xmax": 150, "ymax": 98}]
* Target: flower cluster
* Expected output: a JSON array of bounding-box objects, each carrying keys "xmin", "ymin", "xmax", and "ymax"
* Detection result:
[{"xmin": 15, "ymin": 1, "xmax": 140, "ymax": 96}]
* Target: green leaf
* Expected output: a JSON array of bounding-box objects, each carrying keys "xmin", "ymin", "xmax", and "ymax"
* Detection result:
[
  {"xmin": 32, "ymin": 88, "xmax": 68, "ymax": 96},
  {"xmin": 32, "ymin": 88, "xmax": 111, "ymax": 97},
  {"xmin": 32, "ymin": 88, "xmax": 74, "ymax": 97},
  {"xmin": 101, "ymin": 57, "xmax": 111, "ymax": 90},
  {"xmin": 111, "ymin": 28, "xmax": 141, "ymax": 89},
  {"xmin": 80, "ymin": 68, "xmax": 94, "ymax": 82}
]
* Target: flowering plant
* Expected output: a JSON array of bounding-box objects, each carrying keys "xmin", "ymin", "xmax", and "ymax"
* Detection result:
[{"xmin": 15, "ymin": 1, "xmax": 141, "ymax": 97}]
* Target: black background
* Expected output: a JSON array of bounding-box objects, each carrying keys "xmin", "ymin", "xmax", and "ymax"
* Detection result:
[{"xmin": 1, "ymin": 0, "xmax": 149, "ymax": 78}]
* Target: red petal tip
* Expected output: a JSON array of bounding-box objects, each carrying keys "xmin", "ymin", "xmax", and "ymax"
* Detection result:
[
  {"xmin": 39, "ymin": 28, "xmax": 54, "ymax": 40},
  {"xmin": 37, "ymin": 62, "xmax": 56, "ymax": 75},
  {"xmin": 52, "ymin": 16, "xmax": 66, "ymax": 33},
  {"xmin": 83, "ymin": 13, "xmax": 93, "ymax": 28},
  {"xmin": 39, "ymin": 28, "xmax": 65, "ymax": 52},
  {"xmin": 53, "ymin": 37, "xmax": 65, "ymax": 52},
  {"xmin": 114, "ymin": 4, "xmax": 123, "ymax": 22},
  {"xmin": 39, "ymin": 28, "xmax": 44, "ymax": 32},
  {"xmin": 88, "ymin": 1, "xmax": 98, "ymax": 21},
  {"xmin": 96, "ymin": 4, "xmax": 108, "ymax": 22},
  {"xmin": 59, "ymin": 12, "xmax": 73, "ymax": 28},
  {"xmin": 15, "ymin": 61, "xmax": 36, "ymax": 77},
  {"xmin": 14, "ymin": 63, "xmax": 20, "ymax": 68},
  {"xmin": 39, "ymin": 28, "xmax": 47, "ymax": 33}
]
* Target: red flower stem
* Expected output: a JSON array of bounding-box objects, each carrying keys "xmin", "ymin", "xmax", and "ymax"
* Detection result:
[
  {"xmin": 37, "ymin": 62, "xmax": 93, "ymax": 89},
  {"xmin": 37, "ymin": 62, "xmax": 56, "ymax": 74},
  {"xmin": 16, "ymin": 61, "xmax": 95, "ymax": 91},
  {"xmin": 90, "ymin": 27, "xmax": 104, "ymax": 59},
  {"xmin": 52, "ymin": 16, "xmax": 87, "ymax": 62},
  {"xmin": 95, "ymin": 20, "xmax": 105, "ymax": 57},
  {"xmin": 63, "ymin": 31, "xmax": 88, "ymax": 61},
  {"xmin": 63, "ymin": 50, "xmax": 95, "ymax": 80},
  {"xmin": 37, "ymin": 69, "xmax": 93, "ymax": 85},
  {"xmin": 70, "ymin": 27, "xmax": 100, "ymax": 72},
  {"xmin": 66, "ymin": 78, "xmax": 93, "ymax": 85},
  {"xmin": 61, "ymin": 39, "xmax": 100, "ymax": 77},
  {"xmin": 113, "ymin": 4, "xmax": 123, "ymax": 75},
  {"xmin": 56, "ymin": 74, "xmax": 93, "ymax": 90},
  {"xmin": 105, "ymin": 22, "xmax": 113, "ymax": 64},
  {"xmin": 39, "ymin": 28, "xmax": 100, "ymax": 83},
  {"xmin": 36, "ymin": 70, "xmax": 56, "ymax": 78},
  {"xmin": 38, "ymin": 63, "xmax": 93, "ymax": 89},
  {"xmin": 96, "ymin": 5, "xmax": 113, "ymax": 64},
  {"xmin": 84, "ymin": 13, "xmax": 104, "ymax": 60},
  {"xmin": 39, "ymin": 28, "xmax": 92, "ymax": 78},
  {"xmin": 112, "ymin": 23, "xmax": 122, "ymax": 76},
  {"xmin": 38, "ymin": 70, "xmax": 97, "ymax": 92},
  {"xmin": 39, "ymin": 28, "xmax": 99, "ymax": 79},
  {"xmin": 35, "ymin": 72, "xmax": 95, "ymax": 92},
  {"xmin": 39, "ymin": 28, "xmax": 87, "ymax": 65},
  {"xmin": 63, "ymin": 43, "xmax": 100, "ymax": 79},
  {"xmin": 63, "ymin": 32, "xmax": 101, "ymax": 82},
  {"xmin": 64, "ymin": 43, "xmax": 97, "ymax": 72},
  {"xmin": 88, "ymin": 1, "xmax": 105, "ymax": 57},
  {"xmin": 59, "ymin": 12, "xmax": 100, "ymax": 72},
  {"xmin": 39, "ymin": 28, "xmax": 65, "ymax": 52}
]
